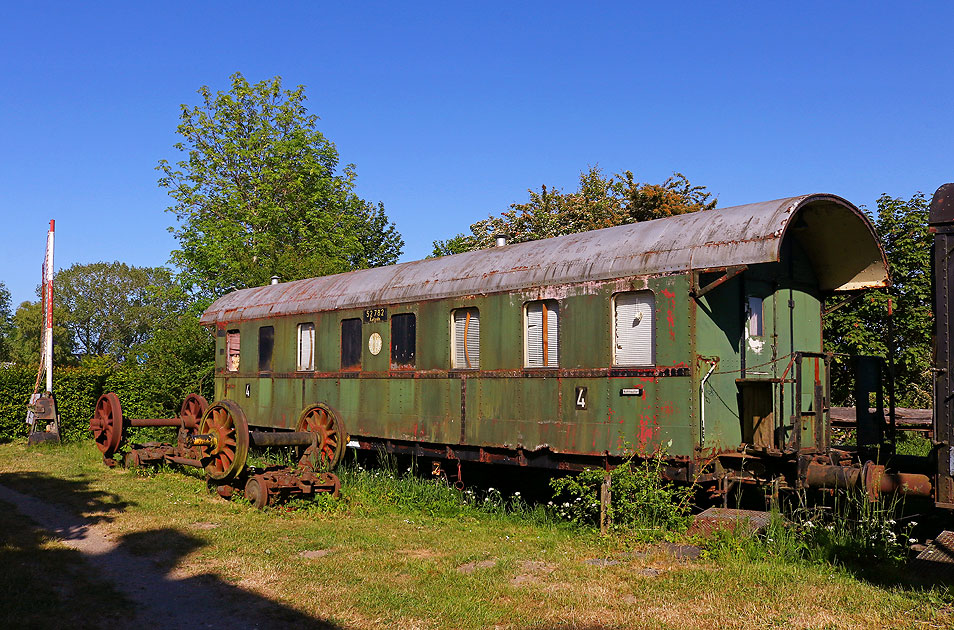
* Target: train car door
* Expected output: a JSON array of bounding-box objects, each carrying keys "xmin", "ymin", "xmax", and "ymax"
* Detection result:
[{"xmin": 739, "ymin": 277, "xmax": 776, "ymax": 450}]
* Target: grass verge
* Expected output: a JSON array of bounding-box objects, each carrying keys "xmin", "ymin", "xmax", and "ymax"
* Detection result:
[{"xmin": 0, "ymin": 441, "xmax": 951, "ymax": 629}]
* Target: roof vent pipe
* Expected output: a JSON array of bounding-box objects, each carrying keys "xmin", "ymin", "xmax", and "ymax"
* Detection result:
[
  {"xmin": 494, "ymin": 234, "xmax": 508, "ymax": 247},
  {"xmin": 270, "ymin": 275, "xmax": 280, "ymax": 285}
]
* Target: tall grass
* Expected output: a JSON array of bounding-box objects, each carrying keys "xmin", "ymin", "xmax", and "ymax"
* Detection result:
[
  {"xmin": 706, "ymin": 489, "xmax": 916, "ymax": 574},
  {"xmin": 292, "ymin": 449, "xmax": 559, "ymax": 527}
]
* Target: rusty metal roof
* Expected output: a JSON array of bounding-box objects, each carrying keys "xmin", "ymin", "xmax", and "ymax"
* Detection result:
[{"xmin": 200, "ymin": 193, "xmax": 889, "ymax": 325}]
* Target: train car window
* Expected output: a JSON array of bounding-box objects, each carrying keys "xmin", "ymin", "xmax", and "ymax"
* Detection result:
[
  {"xmin": 226, "ymin": 330, "xmax": 240, "ymax": 372},
  {"xmin": 747, "ymin": 296, "xmax": 763, "ymax": 336},
  {"xmin": 297, "ymin": 323, "xmax": 315, "ymax": 371},
  {"xmin": 614, "ymin": 292, "xmax": 655, "ymax": 366},
  {"xmin": 258, "ymin": 326, "xmax": 274, "ymax": 372},
  {"xmin": 452, "ymin": 308, "xmax": 480, "ymax": 369},
  {"xmin": 525, "ymin": 300, "xmax": 558, "ymax": 368},
  {"xmin": 341, "ymin": 318, "xmax": 362, "ymax": 369},
  {"xmin": 391, "ymin": 313, "xmax": 416, "ymax": 368}
]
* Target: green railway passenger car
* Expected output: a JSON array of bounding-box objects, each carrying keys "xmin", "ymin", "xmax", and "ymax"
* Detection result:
[{"xmin": 195, "ymin": 193, "xmax": 891, "ymax": 492}]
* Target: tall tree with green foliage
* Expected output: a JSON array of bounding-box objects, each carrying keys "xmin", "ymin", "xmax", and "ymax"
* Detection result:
[
  {"xmin": 158, "ymin": 73, "xmax": 403, "ymax": 298},
  {"xmin": 432, "ymin": 167, "xmax": 716, "ymax": 256},
  {"xmin": 7, "ymin": 300, "xmax": 75, "ymax": 367},
  {"xmin": 55, "ymin": 262, "xmax": 188, "ymax": 361},
  {"xmin": 824, "ymin": 193, "xmax": 933, "ymax": 408},
  {"xmin": 126, "ymin": 301, "xmax": 216, "ymax": 406},
  {"xmin": 0, "ymin": 282, "xmax": 11, "ymax": 362}
]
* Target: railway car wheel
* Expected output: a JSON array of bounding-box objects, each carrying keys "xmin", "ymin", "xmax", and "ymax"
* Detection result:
[
  {"xmin": 197, "ymin": 400, "xmax": 250, "ymax": 482},
  {"xmin": 179, "ymin": 393, "xmax": 208, "ymax": 428},
  {"xmin": 244, "ymin": 475, "xmax": 271, "ymax": 509},
  {"xmin": 124, "ymin": 450, "xmax": 141, "ymax": 469},
  {"xmin": 90, "ymin": 392, "xmax": 124, "ymax": 459},
  {"xmin": 296, "ymin": 403, "xmax": 347, "ymax": 472},
  {"xmin": 177, "ymin": 393, "xmax": 208, "ymax": 449}
]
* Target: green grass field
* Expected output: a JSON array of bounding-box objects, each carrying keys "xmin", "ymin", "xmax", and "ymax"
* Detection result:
[{"xmin": 0, "ymin": 441, "xmax": 951, "ymax": 629}]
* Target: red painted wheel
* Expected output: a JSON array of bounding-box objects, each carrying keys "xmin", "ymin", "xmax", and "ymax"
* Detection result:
[
  {"xmin": 90, "ymin": 393, "xmax": 124, "ymax": 458},
  {"xmin": 297, "ymin": 403, "xmax": 347, "ymax": 472},
  {"xmin": 179, "ymin": 393, "xmax": 208, "ymax": 429},
  {"xmin": 197, "ymin": 400, "xmax": 250, "ymax": 482}
]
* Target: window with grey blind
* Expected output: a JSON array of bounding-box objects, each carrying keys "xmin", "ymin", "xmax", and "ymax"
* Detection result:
[
  {"xmin": 452, "ymin": 308, "xmax": 480, "ymax": 369},
  {"xmin": 613, "ymin": 292, "xmax": 655, "ymax": 366},
  {"xmin": 297, "ymin": 323, "xmax": 315, "ymax": 371},
  {"xmin": 525, "ymin": 300, "xmax": 558, "ymax": 368}
]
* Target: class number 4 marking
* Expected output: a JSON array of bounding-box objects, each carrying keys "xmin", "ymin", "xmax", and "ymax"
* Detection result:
[
  {"xmin": 245, "ymin": 384, "xmax": 251, "ymax": 398},
  {"xmin": 575, "ymin": 387, "xmax": 587, "ymax": 410}
]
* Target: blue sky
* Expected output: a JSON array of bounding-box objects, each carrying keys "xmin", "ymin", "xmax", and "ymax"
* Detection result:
[{"xmin": 1, "ymin": 1, "xmax": 952, "ymax": 307}]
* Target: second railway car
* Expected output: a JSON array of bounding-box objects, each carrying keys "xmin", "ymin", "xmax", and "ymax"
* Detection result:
[{"xmin": 195, "ymin": 193, "xmax": 903, "ymax": 496}]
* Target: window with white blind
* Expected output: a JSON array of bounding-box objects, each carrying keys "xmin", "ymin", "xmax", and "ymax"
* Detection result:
[
  {"xmin": 297, "ymin": 323, "xmax": 315, "ymax": 371},
  {"xmin": 613, "ymin": 292, "xmax": 655, "ymax": 366},
  {"xmin": 452, "ymin": 308, "xmax": 480, "ymax": 369},
  {"xmin": 226, "ymin": 330, "xmax": 240, "ymax": 372},
  {"xmin": 747, "ymin": 296, "xmax": 763, "ymax": 336},
  {"xmin": 525, "ymin": 300, "xmax": 559, "ymax": 368}
]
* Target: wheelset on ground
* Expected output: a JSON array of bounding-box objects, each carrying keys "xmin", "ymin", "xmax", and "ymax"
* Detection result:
[
  {"xmin": 90, "ymin": 393, "xmax": 346, "ymax": 510},
  {"xmin": 195, "ymin": 401, "xmax": 345, "ymax": 509},
  {"xmin": 89, "ymin": 392, "xmax": 207, "ymax": 467}
]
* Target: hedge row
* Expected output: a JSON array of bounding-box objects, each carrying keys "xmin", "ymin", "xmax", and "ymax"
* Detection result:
[{"xmin": 0, "ymin": 365, "xmax": 213, "ymax": 443}]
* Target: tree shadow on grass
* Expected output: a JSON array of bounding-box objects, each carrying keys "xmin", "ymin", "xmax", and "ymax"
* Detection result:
[{"xmin": 0, "ymin": 472, "xmax": 348, "ymax": 629}]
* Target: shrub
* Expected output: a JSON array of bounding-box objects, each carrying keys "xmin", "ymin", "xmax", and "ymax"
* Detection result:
[
  {"xmin": 0, "ymin": 364, "xmax": 108, "ymax": 443},
  {"xmin": 549, "ymin": 454, "xmax": 692, "ymax": 534},
  {"xmin": 0, "ymin": 358, "xmax": 212, "ymax": 444}
]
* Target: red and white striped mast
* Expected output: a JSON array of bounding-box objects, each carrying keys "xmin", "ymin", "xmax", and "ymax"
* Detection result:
[
  {"xmin": 42, "ymin": 219, "xmax": 54, "ymax": 393},
  {"xmin": 26, "ymin": 220, "xmax": 59, "ymax": 444}
]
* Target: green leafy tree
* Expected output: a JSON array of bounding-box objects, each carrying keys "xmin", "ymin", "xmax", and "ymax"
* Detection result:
[
  {"xmin": 0, "ymin": 282, "xmax": 11, "ymax": 362},
  {"xmin": 432, "ymin": 167, "xmax": 716, "ymax": 256},
  {"xmin": 824, "ymin": 193, "xmax": 932, "ymax": 408},
  {"xmin": 55, "ymin": 262, "xmax": 187, "ymax": 361},
  {"xmin": 7, "ymin": 300, "xmax": 75, "ymax": 367},
  {"xmin": 128, "ymin": 303, "xmax": 215, "ymax": 406},
  {"xmin": 159, "ymin": 73, "xmax": 403, "ymax": 298}
]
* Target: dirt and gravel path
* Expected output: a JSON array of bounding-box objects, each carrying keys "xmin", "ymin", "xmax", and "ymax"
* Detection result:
[{"xmin": 0, "ymin": 482, "xmax": 289, "ymax": 630}]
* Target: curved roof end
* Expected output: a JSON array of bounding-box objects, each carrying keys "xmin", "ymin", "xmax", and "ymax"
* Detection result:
[{"xmin": 784, "ymin": 195, "xmax": 889, "ymax": 292}]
